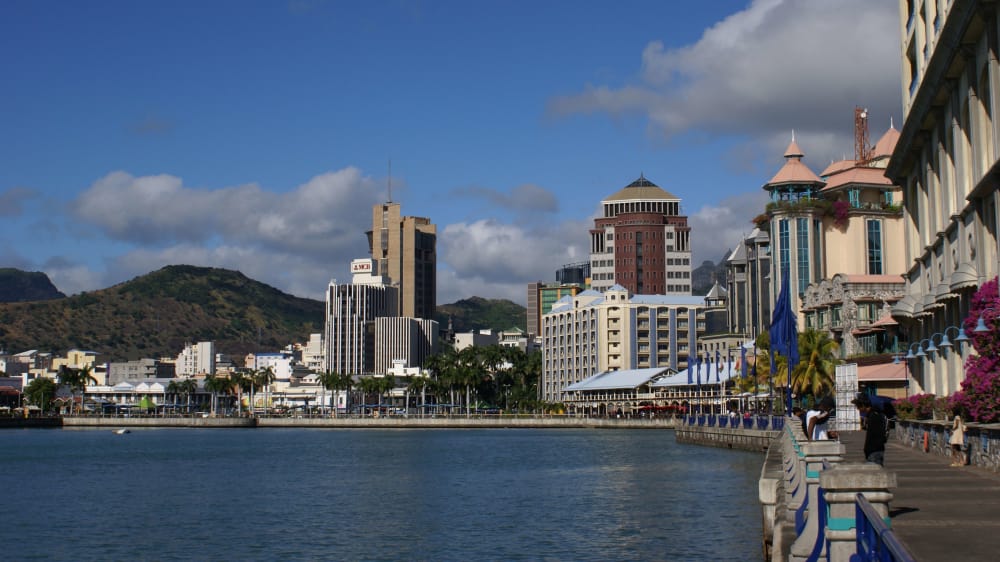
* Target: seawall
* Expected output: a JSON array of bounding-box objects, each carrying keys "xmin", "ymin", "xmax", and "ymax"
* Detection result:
[
  {"xmin": 55, "ymin": 416, "xmax": 680, "ymax": 430},
  {"xmin": 675, "ymin": 423, "xmax": 781, "ymax": 452}
]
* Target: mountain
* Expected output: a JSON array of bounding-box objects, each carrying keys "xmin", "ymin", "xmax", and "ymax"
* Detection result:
[
  {"xmin": 0, "ymin": 265, "xmax": 324, "ymax": 361},
  {"xmin": 435, "ymin": 296, "xmax": 526, "ymax": 334},
  {"xmin": 692, "ymin": 257, "xmax": 728, "ymax": 296},
  {"xmin": 0, "ymin": 268, "xmax": 66, "ymax": 302}
]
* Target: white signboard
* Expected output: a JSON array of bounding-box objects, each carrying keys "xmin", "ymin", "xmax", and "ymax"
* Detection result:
[
  {"xmin": 351, "ymin": 259, "xmax": 373, "ymax": 273},
  {"xmin": 834, "ymin": 363, "xmax": 860, "ymax": 431}
]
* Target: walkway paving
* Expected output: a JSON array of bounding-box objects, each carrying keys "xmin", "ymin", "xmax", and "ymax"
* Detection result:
[{"xmin": 838, "ymin": 430, "xmax": 1000, "ymax": 561}]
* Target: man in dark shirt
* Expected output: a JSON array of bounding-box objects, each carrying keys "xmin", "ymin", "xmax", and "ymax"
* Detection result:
[{"xmin": 853, "ymin": 395, "xmax": 887, "ymax": 466}]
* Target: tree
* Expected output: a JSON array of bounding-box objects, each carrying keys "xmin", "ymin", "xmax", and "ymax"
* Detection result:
[
  {"xmin": 317, "ymin": 371, "xmax": 338, "ymax": 416},
  {"xmin": 167, "ymin": 378, "xmax": 198, "ymax": 413},
  {"xmin": 356, "ymin": 376, "xmax": 381, "ymax": 414},
  {"xmin": 952, "ymin": 276, "xmax": 1000, "ymax": 422},
  {"xmin": 24, "ymin": 377, "xmax": 58, "ymax": 413},
  {"xmin": 57, "ymin": 364, "xmax": 97, "ymax": 414},
  {"xmin": 204, "ymin": 375, "xmax": 234, "ymax": 416},
  {"xmin": 377, "ymin": 375, "xmax": 396, "ymax": 411},
  {"xmin": 253, "ymin": 366, "xmax": 276, "ymax": 415},
  {"xmin": 791, "ymin": 329, "xmax": 840, "ymax": 399}
]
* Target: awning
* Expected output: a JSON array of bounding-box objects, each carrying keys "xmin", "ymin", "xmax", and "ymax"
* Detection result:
[{"xmin": 950, "ymin": 262, "xmax": 979, "ymax": 291}]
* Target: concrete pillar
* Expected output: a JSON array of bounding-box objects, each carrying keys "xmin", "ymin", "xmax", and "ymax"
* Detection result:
[
  {"xmin": 789, "ymin": 440, "xmax": 845, "ymax": 562},
  {"xmin": 819, "ymin": 464, "xmax": 897, "ymax": 562}
]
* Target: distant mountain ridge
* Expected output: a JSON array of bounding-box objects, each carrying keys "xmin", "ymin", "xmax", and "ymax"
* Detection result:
[
  {"xmin": 435, "ymin": 296, "xmax": 527, "ymax": 334},
  {"xmin": 0, "ymin": 268, "xmax": 65, "ymax": 302},
  {"xmin": 0, "ymin": 266, "xmax": 527, "ymax": 361}
]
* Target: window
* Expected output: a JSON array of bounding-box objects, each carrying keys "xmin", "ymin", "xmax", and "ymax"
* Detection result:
[
  {"xmin": 867, "ymin": 219, "xmax": 883, "ymax": 274},
  {"xmin": 848, "ymin": 189, "xmax": 860, "ymax": 208},
  {"xmin": 796, "ymin": 218, "xmax": 810, "ymax": 293}
]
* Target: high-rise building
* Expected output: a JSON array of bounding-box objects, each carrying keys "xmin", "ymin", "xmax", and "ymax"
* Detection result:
[
  {"xmin": 887, "ymin": 0, "xmax": 1000, "ymax": 395},
  {"xmin": 540, "ymin": 285, "xmax": 718, "ymax": 403},
  {"xmin": 589, "ymin": 175, "xmax": 692, "ymax": 295},
  {"xmin": 367, "ymin": 202, "xmax": 437, "ymax": 319},
  {"xmin": 526, "ymin": 282, "xmax": 583, "ymax": 338},
  {"xmin": 324, "ymin": 259, "xmax": 398, "ymax": 375}
]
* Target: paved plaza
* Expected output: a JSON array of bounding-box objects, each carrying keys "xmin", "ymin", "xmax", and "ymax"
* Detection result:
[{"xmin": 838, "ymin": 431, "xmax": 1000, "ymax": 561}]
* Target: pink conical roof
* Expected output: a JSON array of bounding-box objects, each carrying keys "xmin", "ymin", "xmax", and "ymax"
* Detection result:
[
  {"xmin": 872, "ymin": 126, "xmax": 900, "ymax": 159},
  {"xmin": 765, "ymin": 139, "xmax": 823, "ymax": 187}
]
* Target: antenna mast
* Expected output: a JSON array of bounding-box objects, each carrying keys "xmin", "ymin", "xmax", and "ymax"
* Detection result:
[
  {"xmin": 387, "ymin": 158, "xmax": 392, "ymax": 203},
  {"xmin": 854, "ymin": 107, "xmax": 872, "ymax": 164}
]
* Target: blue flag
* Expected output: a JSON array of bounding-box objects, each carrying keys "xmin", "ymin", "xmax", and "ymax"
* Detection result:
[
  {"xmin": 769, "ymin": 270, "xmax": 799, "ymax": 412},
  {"xmin": 741, "ymin": 345, "xmax": 748, "ymax": 378}
]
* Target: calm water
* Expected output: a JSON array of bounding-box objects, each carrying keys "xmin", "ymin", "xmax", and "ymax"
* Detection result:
[{"xmin": 1, "ymin": 428, "xmax": 762, "ymax": 561}]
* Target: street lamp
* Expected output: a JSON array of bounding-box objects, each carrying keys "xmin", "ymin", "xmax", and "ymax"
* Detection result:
[{"xmin": 973, "ymin": 306, "xmax": 999, "ymax": 333}]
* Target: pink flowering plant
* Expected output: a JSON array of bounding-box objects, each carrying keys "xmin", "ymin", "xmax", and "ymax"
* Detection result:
[{"xmin": 952, "ymin": 277, "xmax": 1000, "ymax": 423}]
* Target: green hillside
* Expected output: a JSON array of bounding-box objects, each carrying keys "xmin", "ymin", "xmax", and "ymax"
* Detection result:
[
  {"xmin": 435, "ymin": 296, "xmax": 526, "ymax": 334},
  {"xmin": 0, "ymin": 265, "xmax": 324, "ymax": 362}
]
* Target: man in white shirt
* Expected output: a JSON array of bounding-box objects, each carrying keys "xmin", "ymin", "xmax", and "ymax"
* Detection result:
[{"xmin": 806, "ymin": 397, "xmax": 835, "ymax": 440}]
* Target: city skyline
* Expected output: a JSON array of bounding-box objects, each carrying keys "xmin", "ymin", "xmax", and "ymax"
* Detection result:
[{"xmin": 1, "ymin": 0, "xmax": 900, "ymax": 305}]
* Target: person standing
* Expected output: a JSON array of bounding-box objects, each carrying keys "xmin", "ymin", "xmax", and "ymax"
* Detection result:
[
  {"xmin": 806, "ymin": 397, "xmax": 835, "ymax": 440},
  {"xmin": 852, "ymin": 395, "xmax": 887, "ymax": 466},
  {"xmin": 950, "ymin": 414, "xmax": 967, "ymax": 467}
]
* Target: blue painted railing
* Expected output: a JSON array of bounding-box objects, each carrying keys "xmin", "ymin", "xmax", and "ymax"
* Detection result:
[{"xmin": 853, "ymin": 493, "xmax": 916, "ymax": 562}]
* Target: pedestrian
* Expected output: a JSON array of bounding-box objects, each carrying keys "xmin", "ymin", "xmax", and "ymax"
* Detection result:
[
  {"xmin": 806, "ymin": 397, "xmax": 835, "ymax": 440},
  {"xmin": 792, "ymin": 406, "xmax": 807, "ymax": 435},
  {"xmin": 949, "ymin": 414, "xmax": 967, "ymax": 467},
  {"xmin": 852, "ymin": 395, "xmax": 887, "ymax": 466}
]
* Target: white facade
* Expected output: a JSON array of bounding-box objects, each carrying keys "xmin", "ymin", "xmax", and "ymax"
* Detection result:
[
  {"xmin": 175, "ymin": 341, "xmax": 215, "ymax": 377},
  {"xmin": 301, "ymin": 333, "xmax": 324, "ymax": 373},
  {"xmin": 373, "ymin": 317, "xmax": 438, "ymax": 375},
  {"xmin": 453, "ymin": 329, "xmax": 498, "ymax": 351},
  {"xmin": 251, "ymin": 353, "xmax": 294, "ymax": 380},
  {"xmin": 887, "ymin": 0, "xmax": 1000, "ymax": 395},
  {"xmin": 541, "ymin": 285, "xmax": 715, "ymax": 403},
  {"xmin": 324, "ymin": 259, "xmax": 399, "ymax": 375}
]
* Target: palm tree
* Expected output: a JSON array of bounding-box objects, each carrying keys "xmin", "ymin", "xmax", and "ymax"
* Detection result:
[
  {"xmin": 406, "ymin": 375, "xmax": 431, "ymax": 414},
  {"xmin": 24, "ymin": 377, "xmax": 58, "ymax": 413},
  {"xmin": 204, "ymin": 374, "xmax": 234, "ymax": 416},
  {"xmin": 356, "ymin": 376, "xmax": 381, "ymax": 415},
  {"xmin": 456, "ymin": 346, "xmax": 483, "ymax": 416},
  {"xmin": 317, "ymin": 371, "xmax": 341, "ymax": 416},
  {"xmin": 377, "ymin": 375, "xmax": 396, "ymax": 412},
  {"xmin": 254, "ymin": 366, "xmax": 276, "ymax": 415},
  {"xmin": 792, "ymin": 329, "xmax": 840, "ymax": 400},
  {"xmin": 57, "ymin": 364, "xmax": 97, "ymax": 414}
]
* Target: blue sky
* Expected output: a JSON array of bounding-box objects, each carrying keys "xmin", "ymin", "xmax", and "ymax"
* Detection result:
[{"xmin": 1, "ymin": 0, "xmax": 900, "ymax": 305}]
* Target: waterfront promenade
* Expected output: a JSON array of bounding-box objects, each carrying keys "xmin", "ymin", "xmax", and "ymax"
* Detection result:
[{"xmin": 839, "ymin": 430, "xmax": 1000, "ymax": 561}]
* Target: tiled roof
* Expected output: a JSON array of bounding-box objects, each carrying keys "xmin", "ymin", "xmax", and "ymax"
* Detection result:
[
  {"xmin": 821, "ymin": 167, "xmax": 893, "ymax": 190},
  {"xmin": 857, "ymin": 362, "xmax": 906, "ymax": 382},
  {"xmin": 872, "ymin": 126, "xmax": 900, "ymax": 158},
  {"xmin": 766, "ymin": 139, "xmax": 823, "ymax": 186}
]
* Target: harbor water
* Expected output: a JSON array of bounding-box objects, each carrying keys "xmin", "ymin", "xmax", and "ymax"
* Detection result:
[{"xmin": 1, "ymin": 428, "xmax": 762, "ymax": 561}]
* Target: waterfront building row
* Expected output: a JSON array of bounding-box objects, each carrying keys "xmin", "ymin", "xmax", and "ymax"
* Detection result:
[{"xmin": 540, "ymin": 284, "xmax": 724, "ymax": 403}]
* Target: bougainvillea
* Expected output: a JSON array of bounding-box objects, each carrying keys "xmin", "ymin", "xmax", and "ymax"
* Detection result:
[
  {"xmin": 832, "ymin": 200, "xmax": 850, "ymax": 228},
  {"xmin": 953, "ymin": 277, "xmax": 1000, "ymax": 423},
  {"xmin": 893, "ymin": 393, "xmax": 936, "ymax": 420}
]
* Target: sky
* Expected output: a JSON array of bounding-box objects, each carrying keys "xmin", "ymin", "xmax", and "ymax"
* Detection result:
[{"xmin": 0, "ymin": 0, "xmax": 902, "ymax": 306}]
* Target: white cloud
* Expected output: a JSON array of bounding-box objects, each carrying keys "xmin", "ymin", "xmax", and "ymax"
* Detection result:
[
  {"xmin": 437, "ymin": 218, "xmax": 591, "ymax": 305},
  {"xmin": 549, "ymin": 0, "xmax": 900, "ymax": 164},
  {"xmin": 74, "ymin": 168, "xmax": 379, "ymax": 257},
  {"xmin": 688, "ymin": 191, "xmax": 771, "ymax": 264}
]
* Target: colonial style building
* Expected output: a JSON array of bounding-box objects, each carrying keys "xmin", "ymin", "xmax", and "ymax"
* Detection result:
[
  {"xmin": 588, "ymin": 175, "xmax": 692, "ymax": 295},
  {"xmin": 760, "ymin": 113, "xmax": 906, "ymax": 359},
  {"xmin": 887, "ymin": 0, "xmax": 1000, "ymax": 395},
  {"xmin": 540, "ymin": 285, "xmax": 720, "ymax": 403}
]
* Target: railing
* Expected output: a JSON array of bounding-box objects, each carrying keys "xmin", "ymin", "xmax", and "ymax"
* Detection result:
[
  {"xmin": 854, "ymin": 493, "xmax": 916, "ymax": 562},
  {"xmin": 683, "ymin": 414, "xmax": 784, "ymax": 431}
]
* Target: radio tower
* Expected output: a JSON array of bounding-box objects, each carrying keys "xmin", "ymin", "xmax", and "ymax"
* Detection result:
[{"xmin": 854, "ymin": 107, "xmax": 872, "ymax": 164}]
